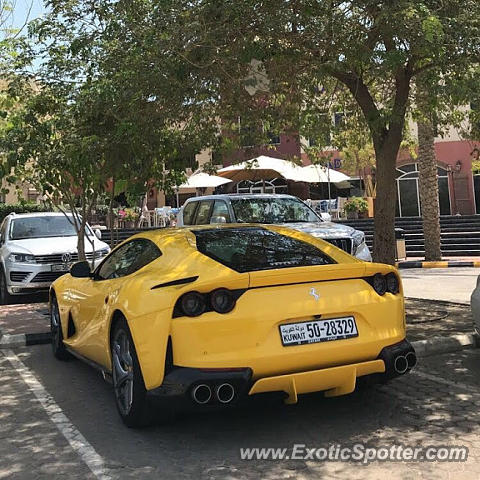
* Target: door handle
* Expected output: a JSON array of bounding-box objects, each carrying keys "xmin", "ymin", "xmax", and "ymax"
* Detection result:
[{"xmin": 104, "ymin": 295, "xmax": 109, "ymax": 304}]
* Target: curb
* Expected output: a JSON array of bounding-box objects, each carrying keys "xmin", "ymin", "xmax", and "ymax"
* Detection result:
[
  {"xmin": 397, "ymin": 261, "xmax": 480, "ymax": 269},
  {"xmin": 411, "ymin": 332, "xmax": 478, "ymax": 357},
  {"xmin": 0, "ymin": 332, "xmax": 51, "ymax": 349}
]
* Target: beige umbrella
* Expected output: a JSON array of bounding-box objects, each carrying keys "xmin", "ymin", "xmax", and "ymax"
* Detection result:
[
  {"xmin": 300, "ymin": 164, "xmax": 351, "ymax": 184},
  {"xmin": 217, "ymin": 155, "xmax": 306, "ymax": 182},
  {"xmin": 177, "ymin": 172, "xmax": 233, "ymax": 189}
]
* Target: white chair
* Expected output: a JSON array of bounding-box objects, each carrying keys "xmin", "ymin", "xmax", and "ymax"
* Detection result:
[{"xmin": 330, "ymin": 197, "xmax": 347, "ymax": 220}]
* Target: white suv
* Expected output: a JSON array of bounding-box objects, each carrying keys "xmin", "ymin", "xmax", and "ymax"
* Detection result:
[
  {"xmin": 177, "ymin": 194, "xmax": 372, "ymax": 261},
  {"xmin": 0, "ymin": 212, "xmax": 110, "ymax": 304}
]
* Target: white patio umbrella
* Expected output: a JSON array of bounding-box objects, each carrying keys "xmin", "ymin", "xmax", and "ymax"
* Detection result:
[
  {"xmin": 178, "ymin": 172, "xmax": 233, "ymax": 189},
  {"xmin": 175, "ymin": 172, "xmax": 232, "ymax": 207},
  {"xmin": 300, "ymin": 164, "xmax": 351, "ymax": 184},
  {"xmin": 217, "ymin": 155, "xmax": 306, "ymax": 182}
]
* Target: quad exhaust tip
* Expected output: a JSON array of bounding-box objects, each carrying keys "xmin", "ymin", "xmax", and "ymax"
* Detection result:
[
  {"xmin": 406, "ymin": 351, "xmax": 417, "ymax": 369},
  {"xmin": 216, "ymin": 383, "xmax": 235, "ymax": 404},
  {"xmin": 394, "ymin": 355, "xmax": 409, "ymax": 374},
  {"xmin": 192, "ymin": 384, "xmax": 212, "ymax": 404}
]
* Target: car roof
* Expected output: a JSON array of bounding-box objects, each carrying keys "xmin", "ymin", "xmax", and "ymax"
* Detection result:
[
  {"xmin": 184, "ymin": 193, "xmax": 298, "ymax": 203},
  {"xmin": 130, "ymin": 223, "xmax": 289, "ymax": 243},
  {"xmin": 7, "ymin": 212, "xmax": 73, "ymax": 219}
]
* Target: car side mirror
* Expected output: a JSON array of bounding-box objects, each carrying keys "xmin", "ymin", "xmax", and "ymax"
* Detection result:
[
  {"xmin": 94, "ymin": 229, "xmax": 102, "ymax": 240},
  {"xmin": 70, "ymin": 261, "xmax": 92, "ymax": 278}
]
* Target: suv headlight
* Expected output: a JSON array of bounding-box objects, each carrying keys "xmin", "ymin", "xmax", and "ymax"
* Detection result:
[
  {"xmin": 352, "ymin": 230, "xmax": 365, "ymax": 250},
  {"xmin": 8, "ymin": 253, "xmax": 37, "ymax": 264},
  {"xmin": 96, "ymin": 247, "xmax": 110, "ymax": 257}
]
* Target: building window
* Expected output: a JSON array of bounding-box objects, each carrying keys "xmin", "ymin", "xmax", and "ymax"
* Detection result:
[
  {"xmin": 395, "ymin": 163, "xmax": 451, "ymax": 217},
  {"xmin": 236, "ymin": 178, "xmax": 288, "ymax": 194},
  {"xmin": 334, "ymin": 112, "xmax": 344, "ymax": 128},
  {"xmin": 267, "ymin": 132, "xmax": 281, "ymax": 145}
]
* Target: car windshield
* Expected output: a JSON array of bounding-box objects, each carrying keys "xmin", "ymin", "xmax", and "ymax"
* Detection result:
[
  {"xmin": 194, "ymin": 227, "xmax": 334, "ymax": 273},
  {"xmin": 9, "ymin": 216, "xmax": 92, "ymax": 240},
  {"xmin": 230, "ymin": 197, "xmax": 320, "ymax": 224}
]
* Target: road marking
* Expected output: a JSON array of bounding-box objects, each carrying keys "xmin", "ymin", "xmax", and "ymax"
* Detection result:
[{"xmin": 3, "ymin": 350, "xmax": 113, "ymax": 480}]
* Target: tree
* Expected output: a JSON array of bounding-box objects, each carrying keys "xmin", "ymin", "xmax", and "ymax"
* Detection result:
[
  {"xmin": 158, "ymin": 0, "xmax": 480, "ymax": 263},
  {"xmin": 2, "ymin": 0, "xmax": 221, "ymax": 257},
  {"xmin": 415, "ymin": 76, "xmax": 442, "ymax": 261}
]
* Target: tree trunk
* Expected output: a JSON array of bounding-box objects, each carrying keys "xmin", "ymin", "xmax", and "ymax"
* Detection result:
[
  {"xmin": 417, "ymin": 121, "xmax": 442, "ymax": 260},
  {"xmin": 416, "ymin": 83, "xmax": 442, "ymax": 261},
  {"xmin": 77, "ymin": 225, "xmax": 86, "ymax": 261},
  {"xmin": 373, "ymin": 144, "xmax": 398, "ymax": 265}
]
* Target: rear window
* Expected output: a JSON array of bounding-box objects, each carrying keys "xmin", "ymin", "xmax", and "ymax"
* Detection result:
[
  {"xmin": 182, "ymin": 202, "xmax": 197, "ymax": 225},
  {"xmin": 193, "ymin": 227, "xmax": 335, "ymax": 273},
  {"xmin": 195, "ymin": 201, "xmax": 213, "ymax": 225}
]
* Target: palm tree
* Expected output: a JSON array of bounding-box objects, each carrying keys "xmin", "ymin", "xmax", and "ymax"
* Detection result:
[{"xmin": 416, "ymin": 82, "xmax": 442, "ymax": 261}]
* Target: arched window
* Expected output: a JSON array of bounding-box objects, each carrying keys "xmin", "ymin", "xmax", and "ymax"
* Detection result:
[
  {"xmin": 236, "ymin": 178, "xmax": 288, "ymax": 194},
  {"xmin": 396, "ymin": 163, "xmax": 451, "ymax": 217}
]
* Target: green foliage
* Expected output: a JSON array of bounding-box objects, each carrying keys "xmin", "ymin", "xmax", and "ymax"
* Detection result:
[
  {"xmin": 0, "ymin": 202, "xmax": 50, "ymax": 223},
  {"xmin": 344, "ymin": 197, "xmax": 368, "ymax": 214}
]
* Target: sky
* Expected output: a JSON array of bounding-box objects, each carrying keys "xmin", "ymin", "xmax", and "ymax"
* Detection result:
[{"xmin": 10, "ymin": 0, "xmax": 46, "ymax": 33}]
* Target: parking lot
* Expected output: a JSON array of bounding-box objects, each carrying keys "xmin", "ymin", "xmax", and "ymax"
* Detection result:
[
  {"xmin": 1, "ymin": 267, "xmax": 480, "ymax": 479},
  {"xmin": 2, "ymin": 345, "xmax": 480, "ymax": 479}
]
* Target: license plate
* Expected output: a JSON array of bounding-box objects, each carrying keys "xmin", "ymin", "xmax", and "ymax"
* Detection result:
[
  {"xmin": 51, "ymin": 264, "xmax": 70, "ymax": 272},
  {"xmin": 279, "ymin": 316, "xmax": 358, "ymax": 346}
]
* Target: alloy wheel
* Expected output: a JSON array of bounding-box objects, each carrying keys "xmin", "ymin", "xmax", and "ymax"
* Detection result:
[
  {"xmin": 112, "ymin": 329, "xmax": 134, "ymax": 416},
  {"xmin": 50, "ymin": 300, "xmax": 61, "ymax": 349}
]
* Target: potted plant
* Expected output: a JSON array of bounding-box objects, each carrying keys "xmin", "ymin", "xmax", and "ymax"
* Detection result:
[
  {"xmin": 123, "ymin": 208, "xmax": 139, "ymax": 228},
  {"xmin": 344, "ymin": 197, "xmax": 368, "ymax": 220}
]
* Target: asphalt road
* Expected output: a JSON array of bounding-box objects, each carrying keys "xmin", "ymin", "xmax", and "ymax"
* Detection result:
[
  {"xmin": 2, "ymin": 344, "xmax": 480, "ymax": 479},
  {"xmin": 400, "ymin": 267, "xmax": 479, "ymax": 304}
]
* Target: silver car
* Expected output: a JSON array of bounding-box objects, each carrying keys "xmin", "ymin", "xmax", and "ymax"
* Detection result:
[
  {"xmin": 0, "ymin": 212, "xmax": 110, "ymax": 304},
  {"xmin": 177, "ymin": 194, "xmax": 372, "ymax": 261}
]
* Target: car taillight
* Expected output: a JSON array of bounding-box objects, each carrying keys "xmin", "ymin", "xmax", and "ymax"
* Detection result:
[
  {"xmin": 372, "ymin": 273, "xmax": 387, "ymax": 296},
  {"xmin": 174, "ymin": 288, "xmax": 243, "ymax": 318},
  {"xmin": 386, "ymin": 272, "xmax": 400, "ymax": 294},
  {"xmin": 210, "ymin": 288, "xmax": 236, "ymax": 314},
  {"xmin": 179, "ymin": 291, "xmax": 206, "ymax": 317}
]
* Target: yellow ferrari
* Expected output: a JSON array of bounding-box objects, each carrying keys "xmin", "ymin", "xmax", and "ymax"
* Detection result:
[{"xmin": 50, "ymin": 224, "xmax": 416, "ymax": 427}]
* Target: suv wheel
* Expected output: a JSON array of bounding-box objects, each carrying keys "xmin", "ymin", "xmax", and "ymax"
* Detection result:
[{"xmin": 0, "ymin": 268, "xmax": 13, "ymax": 305}]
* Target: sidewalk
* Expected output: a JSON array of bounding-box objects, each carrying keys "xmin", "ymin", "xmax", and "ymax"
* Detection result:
[
  {"xmin": 0, "ymin": 303, "xmax": 48, "ymax": 336},
  {"xmin": 397, "ymin": 256, "xmax": 480, "ymax": 269}
]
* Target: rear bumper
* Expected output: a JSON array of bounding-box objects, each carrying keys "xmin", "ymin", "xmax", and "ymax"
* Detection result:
[
  {"xmin": 148, "ymin": 339, "xmax": 415, "ymax": 410},
  {"xmin": 249, "ymin": 359, "xmax": 384, "ymax": 403}
]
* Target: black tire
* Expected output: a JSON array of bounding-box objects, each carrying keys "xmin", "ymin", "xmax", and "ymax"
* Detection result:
[
  {"xmin": 111, "ymin": 317, "xmax": 152, "ymax": 428},
  {"xmin": 0, "ymin": 268, "xmax": 14, "ymax": 305},
  {"xmin": 50, "ymin": 295, "xmax": 71, "ymax": 360}
]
